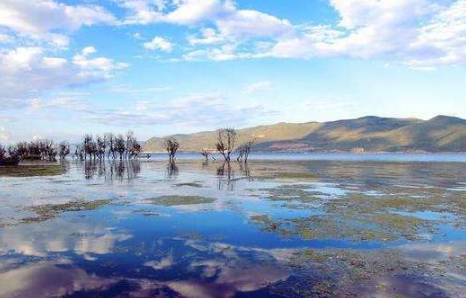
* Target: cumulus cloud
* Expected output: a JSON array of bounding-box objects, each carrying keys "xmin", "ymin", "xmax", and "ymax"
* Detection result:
[
  {"xmin": 116, "ymin": 0, "xmax": 293, "ymax": 60},
  {"xmin": 114, "ymin": 0, "xmax": 466, "ymax": 67},
  {"xmin": 144, "ymin": 36, "xmax": 173, "ymax": 52},
  {"xmin": 0, "ymin": 0, "xmax": 115, "ymax": 46},
  {"xmin": 260, "ymin": 0, "xmax": 466, "ymax": 68},
  {"xmin": 0, "ymin": 46, "xmax": 128, "ymax": 108}
]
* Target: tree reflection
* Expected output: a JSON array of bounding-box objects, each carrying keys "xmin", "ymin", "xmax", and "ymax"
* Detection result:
[
  {"xmin": 166, "ymin": 160, "xmax": 179, "ymax": 178},
  {"xmin": 217, "ymin": 161, "xmax": 235, "ymax": 190},
  {"xmin": 79, "ymin": 159, "xmax": 141, "ymax": 181}
]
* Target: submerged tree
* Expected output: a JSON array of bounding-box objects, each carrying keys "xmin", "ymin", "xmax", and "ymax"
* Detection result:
[
  {"xmin": 125, "ymin": 131, "xmax": 135, "ymax": 159},
  {"xmin": 200, "ymin": 149, "xmax": 210, "ymax": 161},
  {"xmin": 105, "ymin": 133, "xmax": 116, "ymax": 160},
  {"xmin": 129, "ymin": 139, "xmax": 142, "ymax": 159},
  {"xmin": 0, "ymin": 144, "xmax": 20, "ymax": 166},
  {"xmin": 115, "ymin": 135, "xmax": 126, "ymax": 160},
  {"xmin": 0, "ymin": 145, "xmax": 5, "ymax": 161},
  {"xmin": 164, "ymin": 138, "xmax": 179, "ymax": 162},
  {"xmin": 216, "ymin": 128, "xmax": 236, "ymax": 162},
  {"xmin": 96, "ymin": 136, "xmax": 106, "ymax": 160},
  {"xmin": 58, "ymin": 141, "xmax": 71, "ymax": 159},
  {"xmin": 237, "ymin": 140, "xmax": 254, "ymax": 163}
]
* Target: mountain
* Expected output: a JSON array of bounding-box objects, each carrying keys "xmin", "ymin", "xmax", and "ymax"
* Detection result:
[{"xmin": 142, "ymin": 116, "xmax": 466, "ymax": 153}]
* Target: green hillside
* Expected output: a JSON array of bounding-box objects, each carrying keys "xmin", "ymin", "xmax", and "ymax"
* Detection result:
[{"xmin": 143, "ymin": 116, "xmax": 466, "ymax": 153}]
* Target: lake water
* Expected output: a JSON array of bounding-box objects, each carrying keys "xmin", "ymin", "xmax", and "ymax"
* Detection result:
[{"xmin": 1, "ymin": 154, "xmax": 466, "ymax": 297}]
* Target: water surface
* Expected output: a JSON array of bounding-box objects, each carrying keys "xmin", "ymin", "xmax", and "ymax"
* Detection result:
[{"xmin": 1, "ymin": 155, "xmax": 466, "ymax": 297}]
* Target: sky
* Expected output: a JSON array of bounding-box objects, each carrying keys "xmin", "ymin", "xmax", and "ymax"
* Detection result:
[{"xmin": 1, "ymin": 0, "xmax": 466, "ymax": 143}]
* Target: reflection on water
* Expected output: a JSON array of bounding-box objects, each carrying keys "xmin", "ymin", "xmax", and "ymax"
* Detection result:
[
  {"xmin": 1, "ymin": 157, "xmax": 466, "ymax": 297},
  {"xmin": 80, "ymin": 160, "xmax": 141, "ymax": 181}
]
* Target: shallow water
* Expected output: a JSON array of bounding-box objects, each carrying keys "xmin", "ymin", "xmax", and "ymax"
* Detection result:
[{"xmin": 1, "ymin": 157, "xmax": 466, "ymax": 297}]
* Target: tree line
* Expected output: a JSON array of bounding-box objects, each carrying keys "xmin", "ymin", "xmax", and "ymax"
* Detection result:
[
  {"xmin": 1, "ymin": 128, "xmax": 254, "ymax": 166},
  {"xmin": 0, "ymin": 140, "xmax": 70, "ymax": 166},
  {"xmin": 76, "ymin": 131, "xmax": 141, "ymax": 160}
]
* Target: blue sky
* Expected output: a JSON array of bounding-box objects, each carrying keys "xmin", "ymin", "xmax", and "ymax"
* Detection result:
[{"xmin": 1, "ymin": 0, "xmax": 466, "ymax": 142}]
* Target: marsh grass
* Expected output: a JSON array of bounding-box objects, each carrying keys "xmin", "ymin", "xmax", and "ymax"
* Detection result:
[
  {"xmin": 22, "ymin": 199, "xmax": 111, "ymax": 223},
  {"xmin": 0, "ymin": 164, "xmax": 65, "ymax": 177},
  {"xmin": 149, "ymin": 195, "xmax": 216, "ymax": 206}
]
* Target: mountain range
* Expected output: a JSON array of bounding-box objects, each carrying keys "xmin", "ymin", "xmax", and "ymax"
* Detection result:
[{"xmin": 143, "ymin": 115, "xmax": 466, "ymax": 153}]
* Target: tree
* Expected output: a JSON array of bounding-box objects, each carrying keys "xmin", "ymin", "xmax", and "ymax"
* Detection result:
[
  {"xmin": 96, "ymin": 136, "xmax": 106, "ymax": 159},
  {"xmin": 163, "ymin": 138, "xmax": 179, "ymax": 162},
  {"xmin": 129, "ymin": 140, "xmax": 142, "ymax": 159},
  {"xmin": 216, "ymin": 128, "xmax": 236, "ymax": 162},
  {"xmin": 0, "ymin": 145, "xmax": 5, "ymax": 161},
  {"xmin": 200, "ymin": 149, "xmax": 210, "ymax": 161},
  {"xmin": 125, "ymin": 131, "xmax": 135, "ymax": 159},
  {"xmin": 105, "ymin": 133, "xmax": 115, "ymax": 159},
  {"xmin": 115, "ymin": 135, "xmax": 126, "ymax": 160},
  {"xmin": 237, "ymin": 140, "xmax": 254, "ymax": 163},
  {"xmin": 0, "ymin": 144, "xmax": 20, "ymax": 166},
  {"xmin": 58, "ymin": 141, "xmax": 71, "ymax": 159}
]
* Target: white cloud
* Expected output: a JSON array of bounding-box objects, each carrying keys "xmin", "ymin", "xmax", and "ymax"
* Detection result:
[
  {"xmin": 0, "ymin": 46, "xmax": 128, "ymax": 108},
  {"xmin": 85, "ymin": 93, "xmax": 275, "ymax": 127},
  {"xmin": 265, "ymin": 0, "xmax": 466, "ymax": 68},
  {"xmin": 245, "ymin": 81, "xmax": 272, "ymax": 94},
  {"xmin": 116, "ymin": 0, "xmax": 293, "ymax": 47},
  {"xmin": 115, "ymin": 0, "xmax": 466, "ymax": 67},
  {"xmin": 0, "ymin": 0, "xmax": 115, "ymax": 46},
  {"xmin": 29, "ymin": 97, "xmax": 90, "ymax": 112},
  {"xmin": 143, "ymin": 36, "xmax": 173, "ymax": 52},
  {"xmin": 0, "ymin": 126, "xmax": 10, "ymax": 144}
]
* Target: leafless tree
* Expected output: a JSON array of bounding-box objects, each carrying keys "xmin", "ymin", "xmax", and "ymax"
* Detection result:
[
  {"xmin": 96, "ymin": 136, "xmax": 106, "ymax": 159},
  {"xmin": 125, "ymin": 131, "xmax": 135, "ymax": 159},
  {"xmin": 105, "ymin": 133, "xmax": 115, "ymax": 159},
  {"xmin": 0, "ymin": 144, "xmax": 20, "ymax": 166},
  {"xmin": 129, "ymin": 139, "xmax": 142, "ymax": 159},
  {"xmin": 0, "ymin": 145, "xmax": 6, "ymax": 161},
  {"xmin": 115, "ymin": 135, "xmax": 126, "ymax": 160},
  {"xmin": 164, "ymin": 138, "xmax": 179, "ymax": 162},
  {"xmin": 216, "ymin": 128, "xmax": 236, "ymax": 162},
  {"xmin": 236, "ymin": 140, "xmax": 254, "ymax": 163},
  {"xmin": 58, "ymin": 141, "xmax": 71, "ymax": 159},
  {"xmin": 200, "ymin": 149, "xmax": 210, "ymax": 161}
]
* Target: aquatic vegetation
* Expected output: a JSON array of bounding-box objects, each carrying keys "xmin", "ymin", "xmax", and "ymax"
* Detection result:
[
  {"xmin": 0, "ymin": 164, "xmax": 65, "ymax": 177},
  {"xmin": 149, "ymin": 195, "xmax": 216, "ymax": 206},
  {"xmin": 22, "ymin": 199, "xmax": 111, "ymax": 222},
  {"xmin": 173, "ymin": 182, "xmax": 204, "ymax": 188}
]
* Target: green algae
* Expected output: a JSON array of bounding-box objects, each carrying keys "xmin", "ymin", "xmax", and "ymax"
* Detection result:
[
  {"xmin": 149, "ymin": 195, "xmax": 216, "ymax": 206},
  {"xmin": 0, "ymin": 164, "xmax": 65, "ymax": 177},
  {"xmin": 22, "ymin": 199, "xmax": 111, "ymax": 223}
]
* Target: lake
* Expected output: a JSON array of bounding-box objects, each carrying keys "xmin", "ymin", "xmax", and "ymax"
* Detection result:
[{"xmin": 1, "ymin": 154, "xmax": 466, "ymax": 297}]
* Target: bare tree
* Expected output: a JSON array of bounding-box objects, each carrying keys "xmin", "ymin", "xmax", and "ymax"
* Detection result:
[
  {"xmin": 0, "ymin": 145, "xmax": 6, "ymax": 161},
  {"xmin": 105, "ymin": 133, "xmax": 115, "ymax": 159},
  {"xmin": 115, "ymin": 135, "xmax": 126, "ymax": 160},
  {"xmin": 129, "ymin": 139, "xmax": 142, "ymax": 159},
  {"xmin": 0, "ymin": 144, "xmax": 20, "ymax": 166},
  {"xmin": 58, "ymin": 141, "xmax": 71, "ymax": 159},
  {"xmin": 236, "ymin": 140, "xmax": 254, "ymax": 163},
  {"xmin": 125, "ymin": 131, "xmax": 135, "ymax": 159},
  {"xmin": 200, "ymin": 149, "xmax": 210, "ymax": 161},
  {"xmin": 163, "ymin": 138, "xmax": 179, "ymax": 162},
  {"xmin": 216, "ymin": 128, "xmax": 236, "ymax": 162},
  {"xmin": 96, "ymin": 136, "xmax": 106, "ymax": 159}
]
